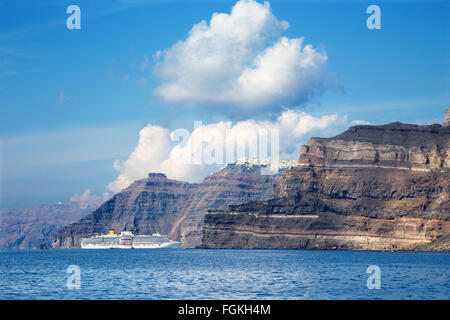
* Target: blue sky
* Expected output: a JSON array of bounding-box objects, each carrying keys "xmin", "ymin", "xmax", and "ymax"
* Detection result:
[{"xmin": 0, "ymin": 0, "xmax": 449, "ymax": 209}]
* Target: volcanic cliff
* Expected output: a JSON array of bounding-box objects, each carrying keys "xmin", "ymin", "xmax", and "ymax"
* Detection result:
[
  {"xmin": 200, "ymin": 109, "xmax": 450, "ymax": 251},
  {"xmin": 51, "ymin": 160, "xmax": 296, "ymax": 248},
  {"xmin": 0, "ymin": 201, "xmax": 102, "ymax": 249}
]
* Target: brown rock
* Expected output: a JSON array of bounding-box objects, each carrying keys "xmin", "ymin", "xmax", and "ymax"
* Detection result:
[{"xmin": 201, "ymin": 118, "xmax": 450, "ymax": 251}]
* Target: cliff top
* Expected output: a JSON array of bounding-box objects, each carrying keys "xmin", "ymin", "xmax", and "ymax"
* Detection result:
[
  {"xmin": 310, "ymin": 122, "xmax": 449, "ymax": 148},
  {"xmin": 148, "ymin": 173, "xmax": 167, "ymax": 179}
]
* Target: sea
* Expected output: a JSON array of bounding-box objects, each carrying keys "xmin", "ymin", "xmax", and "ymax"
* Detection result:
[{"xmin": 0, "ymin": 249, "xmax": 449, "ymax": 300}]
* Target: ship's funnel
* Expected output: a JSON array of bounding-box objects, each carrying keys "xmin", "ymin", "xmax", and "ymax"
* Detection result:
[{"xmin": 109, "ymin": 229, "xmax": 115, "ymax": 235}]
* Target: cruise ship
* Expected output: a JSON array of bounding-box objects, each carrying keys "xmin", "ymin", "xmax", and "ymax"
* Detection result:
[{"xmin": 80, "ymin": 229, "xmax": 181, "ymax": 249}]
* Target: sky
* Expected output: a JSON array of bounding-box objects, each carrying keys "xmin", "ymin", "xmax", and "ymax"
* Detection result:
[{"xmin": 0, "ymin": 0, "xmax": 449, "ymax": 209}]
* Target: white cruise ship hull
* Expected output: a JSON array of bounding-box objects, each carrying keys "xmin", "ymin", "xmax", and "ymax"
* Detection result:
[
  {"xmin": 80, "ymin": 231, "xmax": 181, "ymax": 249},
  {"xmin": 81, "ymin": 241, "xmax": 181, "ymax": 249},
  {"xmin": 133, "ymin": 241, "xmax": 181, "ymax": 249}
]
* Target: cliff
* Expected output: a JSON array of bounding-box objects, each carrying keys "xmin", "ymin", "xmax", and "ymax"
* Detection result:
[
  {"xmin": 201, "ymin": 117, "xmax": 450, "ymax": 251},
  {"xmin": 0, "ymin": 201, "xmax": 102, "ymax": 249},
  {"xmin": 51, "ymin": 160, "xmax": 296, "ymax": 248}
]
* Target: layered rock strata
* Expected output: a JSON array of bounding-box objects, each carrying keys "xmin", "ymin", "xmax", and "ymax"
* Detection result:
[{"xmin": 201, "ymin": 119, "xmax": 450, "ymax": 251}]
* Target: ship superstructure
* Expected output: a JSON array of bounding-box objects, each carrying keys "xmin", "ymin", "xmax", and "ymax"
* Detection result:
[{"xmin": 80, "ymin": 229, "xmax": 181, "ymax": 249}]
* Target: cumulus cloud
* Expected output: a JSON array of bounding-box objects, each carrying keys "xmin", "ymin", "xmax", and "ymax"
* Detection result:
[
  {"xmin": 153, "ymin": 0, "xmax": 332, "ymax": 115},
  {"xmin": 107, "ymin": 110, "xmax": 352, "ymax": 193},
  {"xmin": 69, "ymin": 189, "xmax": 105, "ymax": 209},
  {"xmin": 107, "ymin": 125, "xmax": 172, "ymax": 193},
  {"xmin": 277, "ymin": 110, "xmax": 349, "ymax": 158}
]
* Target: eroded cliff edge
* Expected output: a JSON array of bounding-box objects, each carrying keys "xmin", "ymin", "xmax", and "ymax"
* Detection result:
[{"xmin": 201, "ymin": 119, "xmax": 450, "ymax": 251}]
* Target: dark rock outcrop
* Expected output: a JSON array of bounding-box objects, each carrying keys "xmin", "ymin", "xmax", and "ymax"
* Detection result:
[{"xmin": 201, "ymin": 117, "xmax": 450, "ymax": 251}]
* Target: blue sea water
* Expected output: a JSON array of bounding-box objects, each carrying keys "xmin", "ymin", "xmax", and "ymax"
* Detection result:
[{"xmin": 0, "ymin": 249, "xmax": 449, "ymax": 300}]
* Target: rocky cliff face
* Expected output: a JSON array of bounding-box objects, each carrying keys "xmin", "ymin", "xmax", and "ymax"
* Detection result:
[
  {"xmin": 201, "ymin": 119, "xmax": 450, "ymax": 251},
  {"xmin": 0, "ymin": 201, "xmax": 102, "ymax": 249},
  {"xmin": 52, "ymin": 161, "xmax": 296, "ymax": 248}
]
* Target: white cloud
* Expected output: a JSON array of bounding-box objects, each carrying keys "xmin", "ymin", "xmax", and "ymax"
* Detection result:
[
  {"xmin": 70, "ymin": 189, "xmax": 104, "ymax": 209},
  {"xmin": 107, "ymin": 110, "xmax": 351, "ymax": 193},
  {"xmin": 153, "ymin": 0, "xmax": 332, "ymax": 115},
  {"xmin": 107, "ymin": 125, "xmax": 172, "ymax": 193},
  {"xmin": 277, "ymin": 110, "xmax": 348, "ymax": 158},
  {"xmin": 349, "ymin": 119, "xmax": 371, "ymax": 126}
]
